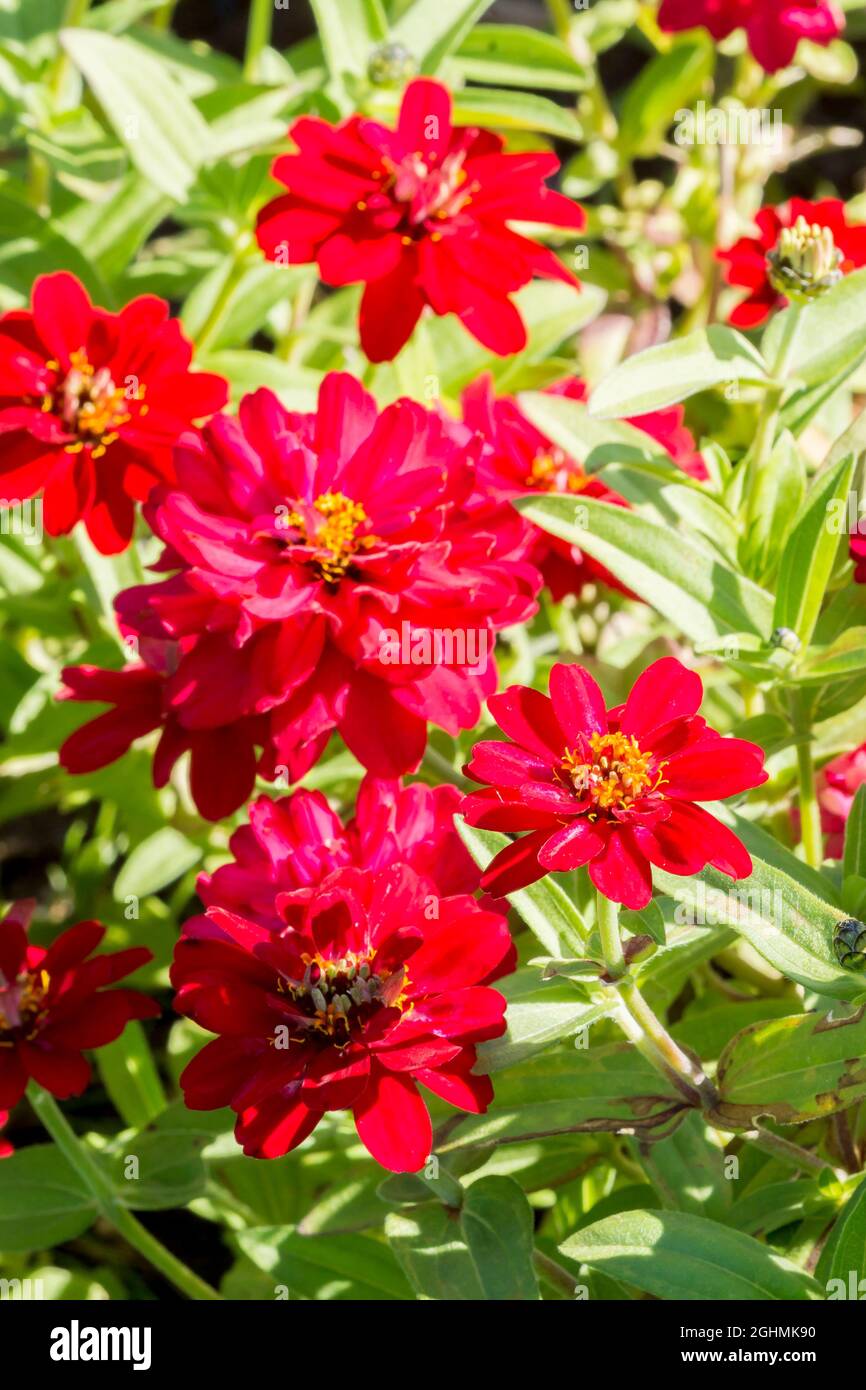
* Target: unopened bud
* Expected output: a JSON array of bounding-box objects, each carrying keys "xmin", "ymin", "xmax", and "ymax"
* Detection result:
[
  {"xmin": 767, "ymin": 216, "xmax": 843, "ymax": 303},
  {"xmin": 367, "ymin": 42, "xmax": 417, "ymax": 87}
]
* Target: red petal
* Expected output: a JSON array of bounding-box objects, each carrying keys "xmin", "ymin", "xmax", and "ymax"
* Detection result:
[{"xmin": 353, "ymin": 1065, "xmax": 432, "ymax": 1172}]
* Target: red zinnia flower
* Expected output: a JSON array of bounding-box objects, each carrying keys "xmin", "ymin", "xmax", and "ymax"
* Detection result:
[
  {"xmin": 256, "ymin": 78, "xmax": 585, "ymax": 363},
  {"xmin": 717, "ymin": 199, "xmax": 866, "ymax": 328},
  {"xmin": 172, "ymin": 865, "xmax": 513, "ymax": 1171},
  {"xmin": 0, "ymin": 1111, "xmax": 11, "ymax": 1159},
  {"xmin": 200, "ymin": 775, "xmax": 484, "ymax": 929},
  {"xmin": 0, "ymin": 272, "xmax": 227, "ymax": 552},
  {"xmin": 850, "ymin": 521, "xmax": 866, "ymax": 584},
  {"xmin": 816, "ymin": 743, "xmax": 866, "ymax": 860},
  {"xmin": 658, "ymin": 0, "xmax": 843, "ymax": 74},
  {"xmin": 463, "ymin": 375, "xmax": 706, "ymax": 601},
  {"xmin": 0, "ymin": 900, "xmax": 158, "ymax": 1109},
  {"xmin": 59, "ymin": 373, "xmax": 540, "ymax": 818},
  {"xmin": 461, "ymin": 657, "xmax": 767, "ymax": 909}
]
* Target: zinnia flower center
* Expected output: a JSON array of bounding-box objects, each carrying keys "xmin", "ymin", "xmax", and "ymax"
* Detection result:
[
  {"xmin": 47, "ymin": 350, "xmax": 144, "ymax": 457},
  {"xmin": 279, "ymin": 952, "xmax": 408, "ymax": 1044},
  {"xmin": 767, "ymin": 216, "xmax": 843, "ymax": 302},
  {"xmin": 285, "ymin": 491, "xmax": 379, "ymax": 585},
  {"xmin": 385, "ymin": 149, "xmax": 475, "ymax": 230},
  {"xmin": 560, "ymin": 731, "xmax": 664, "ymax": 812},
  {"xmin": 0, "ymin": 966, "xmax": 49, "ymax": 1041},
  {"xmin": 526, "ymin": 448, "xmax": 586, "ymax": 493}
]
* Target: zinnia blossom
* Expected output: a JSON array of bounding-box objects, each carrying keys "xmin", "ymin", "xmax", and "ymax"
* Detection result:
[
  {"xmin": 717, "ymin": 198, "xmax": 866, "ymax": 328},
  {"xmin": 0, "ymin": 1111, "xmax": 11, "ymax": 1159},
  {"xmin": 0, "ymin": 272, "xmax": 227, "ymax": 552},
  {"xmin": 0, "ymin": 900, "xmax": 158, "ymax": 1109},
  {"xmin": 172, "ymin": 865, "xmax": 513, "ymax": 1171},
  {"xmin": 256, "ymin": 78, "xmax": 585, "ymax": 362},
  {"xmin": 850, "ymin": 521, "xmax": 866, "ymax": 584},
  {"xmin": 59, "ymin": 373, "xmax": 540, "ymax": 818},
  {"xmin": 461, "ymin": 657, "xmax": 767, "ymax": 908},
  {"xmin": 658, "ymin": 0, "xmax": 843, "ymax": 75},
  {"xmin": 463, "ymin": 375, "xmax": 706, "ymax": 601},
  {"xmin": 200, "ymin": 775, "xmax": 484, "ymax": 929},
  {"xmin": 816, "ymin": 743, "xmax": 866, "ymax": 859}
]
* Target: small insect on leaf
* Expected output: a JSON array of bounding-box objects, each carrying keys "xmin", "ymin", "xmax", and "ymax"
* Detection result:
[{"xmin": 833, "ymin": 918, "xmax": 866, "ymax": 971}]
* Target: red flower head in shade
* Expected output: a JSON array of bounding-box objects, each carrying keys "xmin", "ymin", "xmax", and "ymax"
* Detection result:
[
  {"xmin": 463, "ymin": 375, "xmax": 707, "ymax": 601},
  {"xmin": 200, "ymin": 775, "xmax": 484, "ymax": 930},
  {"xmin": 0, "ymin": 1113, "xmax": 11, "ymax": 1159},
  {"xmin": 815, "ymin": 743, "xmax": 866, "ymax": 860},
  {"xmin": 850, "ymin": 521, "xmax": 866, "ymax": 584},
  {"xmin": 658, "ymin": 0, "xmax": 843, "ymax": 74},
  {"xmin": 717, "ymin": 199, "xmax": 866, "ymax": 328},
  {"xmin": 0, "ymin": 901, "xmax": 158, "ymax": 1111},
  {"xmin": 461, "ymin": 657, "xmax": 767, "ymax": 909},
  {"xmin": 0, "ymin": 273, "xmax": 227, "ymax": 553},
  {"xmin": 59, "ymin": 373, "xmax": 540, "ymax": 819},
  {"xmin": 256, "ymin": 79, "xmax": 585, "ymax": 363},
  {"xmin": 172, "ymin": 865, "xmax": 513, "ymax": 1171}
]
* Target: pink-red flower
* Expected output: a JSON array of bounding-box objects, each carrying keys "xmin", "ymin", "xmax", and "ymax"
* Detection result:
[
  {"xmin": 256, "ymin": 78, "xmax": 585, "ymax": 362},
  {"xmin": 658, "ymin": 0, "xmax": 843, "ymax": 75},
  {"xmin": 59, "ymin": 373, "xmax": 540, "ymax": 818},
  {"xmin": 0, "ymin": 273, "xmax": 227, "ymax": 552},
  {"xmin": 200, "ymin": 775, "xmax": 484, "ymax": 929},
  {"xmin": 718, "ymin": 199, "xmax": 866, "ymax": 328},
  {"xmin": 816, "ymin": 743, "xmax": 866, "ymax": 859},
  {"xmin": 463, "ymin": 375, "xmax": 706, "ymax": 601},
  {"xmin": 0, "ymin": 900, "xmax": 158, "ymax": 1110},
  {"xmin": 461, "ymin": 657, "xmax": 767, "ymax": 909},
  {"xmin": 0, "ymin": 1111, "xmax": 11, "ymax": 1159},
  {"xmin": 172, "ymin": 864, "xmax": 513, "ymax": 1171},
  {"xmin": 850, "ymin": 521, "xmax": 866, "ymax": 583}
]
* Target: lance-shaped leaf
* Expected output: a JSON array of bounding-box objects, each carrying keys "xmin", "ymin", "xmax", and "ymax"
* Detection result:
[
  {"xmin": 476, "ymin": 968, "xmax": 615, "ymax": 1073},
  {"xmin": 763, "ymin": 267, "xmax": 866, "ymax": 387},
  {"xmin": 309, "ymin": 0, "xmax": 387, "ymax": 83},
  {"xmin": 515, "ymin": 494, "xmax": 774, "ymax": 648},
  {"xmin": 816, "ymin": 1172, "xmax": 866, "ymax": 1290},
  {"xmin": 728, "ymin": 1180, "xmax": 834, "ymax": 1238},
  {"xmin": 385, "ymin": 1205, "xmax": 484, "ymax": 1300},
  {"xmin": 714, "ymin": 1007, "xmax": 866, "ymax": 1127},
  {"xmin": 441, "ymin": 1044, "xmax": 686, "ymax": 1150},
  {"xmin": 794, "ymin": 626, "xmax": 866, "ymax": 685},
  {"xmin": 559, "ymin": 1209, "xmax": 823, "ymax": 1300},
  {"xmin": 459, "ymin": 1176, "xmax": 541, "ymax": 1300},
  {"xmin": 844, "ymin": 785, "xmax": 866, "ymax": 879},
  {"xmin": 588, "ymin": 326, "xmax": 767, "ymax": 418},
  {"xmin": 237, "ymin": 1226, "xmax": 413, "ymax": 1301},
  {"xmin": 773, "ymin": 451, "xmax": 857, "ymax": 647},
  {"xmin": 392, "ymin": 0, "xmax": 496, "ymax": 73},
  {"xmin": 456, "ymin": 25, "xmax": 589, "ymax": 91},
  {"xmin": 0, "ymin": 1145, "xmax": 97, "ymax": 1252},
  {"xmin": 652, "ymin": 830, "xmax": 861, "ymax": 1001}
]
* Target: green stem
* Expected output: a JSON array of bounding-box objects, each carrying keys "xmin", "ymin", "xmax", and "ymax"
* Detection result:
[
  {"xmin": 152, "ymin": 0, "xmax": 178, "ymax": 29},
  {"xmin": 533, "ymin": 1249, "xmax": 580, "ymax": 1298},
  {"xmin": 596, "ymin": 891, "xmax": 717, "ymax": 1109},
  {"xmin": 795, "ymin": 734, "xmax": 824, "ymax": 869},
  {"xmin": 244, "ymin": 0, "xmax": 274, "ymax": 81},
  {"xmin": 28, "ymin": 1084, "xmax": 223, "ymax": 1301},
  {"xmin": 421, "ymin": 745, "xmax": 471, "ymax": 791},
  {"xmin": 746, "ymin": 1125, "xmax": 839, "ymax": 1178},
  {"xmin": 27, "ymin": 0, "xmax": 92, "ymax": 212},
  {"xmin": 596, "ymin": 891, "xmax": 625, "ymax": 980},
  {"xmin": 743, "ymin": 305, "xmax": 802, "ymax": 532}
]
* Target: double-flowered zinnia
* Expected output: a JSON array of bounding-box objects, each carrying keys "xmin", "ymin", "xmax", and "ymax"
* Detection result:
[
  {"xmin": 0, "ymin": 272, "xmax": 227, "ymax": 552},
  {"xmin": 172, "ymin": 864, "xmax": 513, "ymax": 1171},
  {"xmin": 256, "ymin": 78, "xmax": 585, "ymax": 362},
  {"xmin": 59, "ymin": 373, "xmax": 540, "ymax": 818},
  {"xmin": 461, "ymin": 657, "xmax": 767, "ymax": 909},
  {"xmin": 0, "ymin": 900, "xmax": 158, "ymax": 1109},
  {"xmin": 658, "ymin": 0, "xmax": 843, "ymax": 75}
]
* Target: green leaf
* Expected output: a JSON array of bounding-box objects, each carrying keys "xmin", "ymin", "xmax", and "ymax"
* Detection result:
[
  {"xmin": 113, "ymin": 827, "xmax": 202, "ymax": 901},
  {"xmin": 476, "ymin": 967, "xmax": 614, "ymax": 1073},
  {"xmin": 653, "ymin": 845, "xmax": 862, "ymax": 1003},
  {"xmin": 442, "ymin": 1044, "xmax": 684, "ymax": 1150},
  {"xmin": 455, "ymin": 25, "xmax": 589, "ymax": 91},
  {"xmin": 816, "ymin": 1172, "xmax": 866, "ymax": 1290},
  {"xmin": 559, "ymin": 1210, "xmax": 822, "ymax": 1300},
  {"xmin": 740, "ymin": 430, "xmax": 806, "ymax": 582},
  {"xmin": 618, "ymin": 38, "xmax": 713, "ymax": 157},
  {"xmin": 456, "ymin": 819, "xmax": 586, "ymax": 956},
  {"xmin": 728, "ymin": 1181, "xmax": 834, "ymax": 1238},
  {"xmin": 843, "ymin": 785, "xmax": 866, "ymax": 879},
  {"xmin": 60, "ymin": 28, "xmax": 212, "ymax": 202},
  {"xmin": 237, "ymin": 1226, "xmax": 413, "ymax": 1300},
  {"xmin": 0, "ymin": 1145, "xmax": 97, "ymax": 1251},
  {"xmin": 309, "ymin": 0, "xmax": 387, "ymax": 84},
  {"xmin": 515, "ymin": 495, "xmax": 774, "ymax": 647},
  {"xmin": 0, "ymin": 190, "xmax": 112, "ymax": 307},
  {"xmin": 773, "ymin": 451, "xmax": 857, "ymax": 647},
  {"xmin": 459, "ymin": 1176, "xmax": 541, "ymax": 1299},
  {"xmin": 795, "ymin": 627, "xmax": 866, "ymax": 686},
  {"xmin": 392, "ymin": 0, "xmax": 496, "ymax": 73},
  {"xmin": 715, "ymin": 1008, "xmax": 866, "ymax": 1127},
  {"xmin": 634, "ymin": 1113, "xmax": 730, "ymax": 1220},
  {"xmin": 100, "ymin": 1103, "xmax": 208, "ymax": 1210},
  {"xmin": 589, "ymin": 327, "xmax": 767, "ymax": 418},
  {"xmin": 96, "ymin": 1022, "xmax": 167, "ymax": 1129},
  {"xmin": 448, "ymin": 85, "xmax": 583, "ymax": 141},
  {"xmin": 763, "ymin": 268, "xmax": 866, "ymax": 388},
  {"xmin": 386, "ymin": 1204, "xmax": 485, "ymax": 1299}
]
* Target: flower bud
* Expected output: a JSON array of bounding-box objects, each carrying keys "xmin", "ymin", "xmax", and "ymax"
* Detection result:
[{"xmin": 766, "ymin": 216, "xmax": 843, "ymax": 303}]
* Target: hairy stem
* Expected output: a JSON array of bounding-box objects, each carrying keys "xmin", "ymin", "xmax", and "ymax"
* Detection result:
[{"xmin": 28, "ymin": 1084, "xmax": 223, "ymax": 1301}]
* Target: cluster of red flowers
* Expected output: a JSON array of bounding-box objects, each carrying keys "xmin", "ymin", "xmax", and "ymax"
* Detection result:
[{"xmin": 659, "ymin": 0, "xmax": 844, "ymax": 75}]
